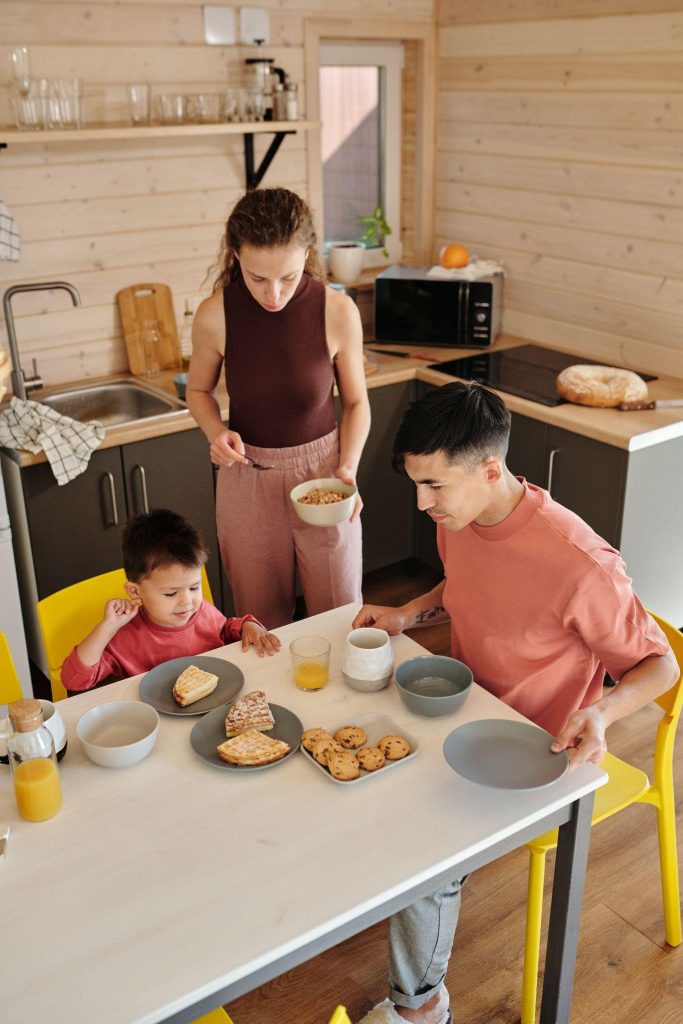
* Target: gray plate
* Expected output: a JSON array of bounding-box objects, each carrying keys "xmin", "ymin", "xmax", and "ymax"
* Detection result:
[
  {"xmin": 190, "ymin": 702, "xmax": 303, "ymax": 772},
  {"xmin": 443, "ymin": 719, "xmax": 569, "ymax": 790},
  {"xmin": 138, "ymin": 655, "xmax": 244, "ymax": 716}
]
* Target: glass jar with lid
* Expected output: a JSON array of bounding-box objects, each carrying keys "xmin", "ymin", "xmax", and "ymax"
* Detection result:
[{"xmin": 8, "ymin": 698, "xmax": 62, "ymax": 822}]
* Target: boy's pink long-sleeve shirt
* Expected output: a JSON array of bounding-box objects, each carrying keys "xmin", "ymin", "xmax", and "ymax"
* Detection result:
[{"xmin": 62, "ymin": 600, "xmax": 261, "ymax": 692}]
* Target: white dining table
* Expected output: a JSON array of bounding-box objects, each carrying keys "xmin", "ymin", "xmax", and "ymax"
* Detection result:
[{"xmin": 2, "ymin": 604, "xmax": 606, "ymax": 1024}]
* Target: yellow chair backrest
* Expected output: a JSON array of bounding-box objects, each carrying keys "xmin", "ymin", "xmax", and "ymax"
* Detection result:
[
  {"xmin": 328, "ymin": 1009, "xmax": 352, "ymax": 1024},
  {"xmin": 0, "ymin": 631, "xmax": 24, "ymax": 704},
  {"xmin": 37, "ymin": 566, "xmax": 213, "ymax": 702},
  {"xmin": 649, "ymin": 612, "xmax": 683, "ymax": 720}
]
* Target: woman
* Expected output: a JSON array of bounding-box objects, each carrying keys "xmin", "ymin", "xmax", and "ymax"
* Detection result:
[{"xmin": 187, "ymin": 187, "xmax": 370, "ymax": 628}]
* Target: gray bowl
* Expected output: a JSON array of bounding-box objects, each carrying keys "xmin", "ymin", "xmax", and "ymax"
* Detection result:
[{"xmin": 395, "ymin": 655, "xmax": 473, "ymax": 718}]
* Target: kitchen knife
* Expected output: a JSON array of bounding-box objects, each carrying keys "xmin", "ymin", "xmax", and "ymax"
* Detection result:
[
  {"xmin": 367, "ymin": 347, "xmax": 439, "ymax": 361},
  {"xmin": 619, "ymin": 398, "xmax": 683, "ymax": 411}
]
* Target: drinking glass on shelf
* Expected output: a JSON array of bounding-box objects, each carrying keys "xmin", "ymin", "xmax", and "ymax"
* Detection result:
[
  {"xmin": 155, "ymin": 93, "xmax": 187, "ymax": 125},
  {"xmin": 54, "ymin": 78, "xmax": 84, "ymax": 129},
  {"xmin": 128, "ymin": 83, "xmax": 150, "ymax": 126},
  {"xmin": 290, "ymin": 636, "xmax": 331, "ymax": 691},
  {"xmin": 10, "ymin": 47, "xmax": 30, "ymax": 97},
  {"xmin": 237, "ymin": 87, "xmax": 254, "ymax": 123},
  {"xmin": 12, "ymin": 86, "xmax": 40, "ymax": 130},
  {"xmin": 250, "ymin": 88, "xmax": 266, "ymax": 122},
  {"xmin": 186, "ymin": 93, "xmax": 221, "ymax": 124},
  {"xmin": 221, "ymin": 88, "xmax": 239, "ymax": 122}
]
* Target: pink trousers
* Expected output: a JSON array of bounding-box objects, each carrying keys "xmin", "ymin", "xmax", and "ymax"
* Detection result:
[{"xmin": 215, "ymin": 428, "xmax": 363, "ymax": 628}]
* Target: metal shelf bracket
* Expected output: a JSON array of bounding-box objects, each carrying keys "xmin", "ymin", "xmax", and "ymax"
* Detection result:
[{"xmin": 244, "ymin": 130, "xmax": 295, "ymax": 191}]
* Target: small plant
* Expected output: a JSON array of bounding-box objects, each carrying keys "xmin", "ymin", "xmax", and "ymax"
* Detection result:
[{"xmin": 357, "ymin": 206, "xmax": 392, "ymax": 258}]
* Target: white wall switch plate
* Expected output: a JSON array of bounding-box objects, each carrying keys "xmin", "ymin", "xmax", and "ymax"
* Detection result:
[
  {"xmin": 240, "ymin": 6, "xmax": 270, "ymax": 45},
  {"xmin": 203, "ymin": 5, "xmax": 236, "ymax": 45}
]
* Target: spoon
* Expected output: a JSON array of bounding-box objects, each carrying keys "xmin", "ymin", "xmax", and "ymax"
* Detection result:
[{"xmin": 243, "ymin": 453, "xmax": 274, "ymax": 470}]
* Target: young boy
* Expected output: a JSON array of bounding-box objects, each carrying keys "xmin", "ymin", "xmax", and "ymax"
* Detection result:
[{"xmin": 62, "ymin": 508, "xmax": 281, "ymax": 693}]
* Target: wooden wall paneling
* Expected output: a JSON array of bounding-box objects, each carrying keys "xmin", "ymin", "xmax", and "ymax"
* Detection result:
[
  {"xmin": 439, "ymin": 121, "xmax": 683, "ymax": 169},
  {"xmin": 437, "ymin": 151, "xmax": 683, "ymax": 206},
  {"xmin": 436, "ymin": 208, "xmax": 683, "ymax": 280},
  {"xmin": 438, "ymin": 53, "xmax": 683, "ymax": 93},
  {"xmin": 440, "ymin": 12, "xmax": 683, "ymax": 59},
  {"xmin": 437, "ymin": 181, "xmax": 683, "ymax": 247},
  {"xmin": 441, "ymin": 89, "xmax": 683, "ymax": 130},
  {"xmin": 438, "ymin": 0, "xmax": 683, "ymax": 26}
]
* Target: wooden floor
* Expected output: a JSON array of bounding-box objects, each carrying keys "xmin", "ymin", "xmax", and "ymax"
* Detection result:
[{"xmin": 226, "ymin": 562, "xmax": 683, "ymax": 1024}]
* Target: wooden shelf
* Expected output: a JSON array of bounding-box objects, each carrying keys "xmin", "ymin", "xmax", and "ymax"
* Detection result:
[
  {"xmin": 0, "ymin": 119, "xmax": 321, "ymax": 190},
  {"xmin": 0, "ymin": 120, "xmax": 320, "ymax": 145}
]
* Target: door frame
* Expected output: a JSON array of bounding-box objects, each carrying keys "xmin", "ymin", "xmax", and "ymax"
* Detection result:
[{"xmin": 304, "ymin": 18, "xmax": 437, "ymax": 264}]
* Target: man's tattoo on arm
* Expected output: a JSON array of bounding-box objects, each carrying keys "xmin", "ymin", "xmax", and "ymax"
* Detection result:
[{"xmin": 415, "ymin": 605, "xmax": 445, "ymax": 624}]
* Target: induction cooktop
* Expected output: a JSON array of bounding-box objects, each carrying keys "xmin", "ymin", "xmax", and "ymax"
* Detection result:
[{"xmin": 428, "ymin": 345, "xmax": 656, "ymax": 407}]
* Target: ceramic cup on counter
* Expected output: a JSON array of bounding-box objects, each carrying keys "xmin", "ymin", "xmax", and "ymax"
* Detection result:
[
  {"xmin": 342, "ymin": 627, "xmax": 394, "ymax": 692},
  {"xmin": 38, "ymin": 698, "xmax": 67, "ymax": 762}
]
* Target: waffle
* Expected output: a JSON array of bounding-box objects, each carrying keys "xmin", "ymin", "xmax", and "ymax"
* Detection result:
[
  {"xmin": 217, "ymin": 730, "xmax": 291, "ymax": 766},
  {"xmin": 225, "ymin": 690, "xmax": 275, "ymax": 737},
  {"xmin": 172, "ymin": 665, "xmax": 219, "ymax": 706}
]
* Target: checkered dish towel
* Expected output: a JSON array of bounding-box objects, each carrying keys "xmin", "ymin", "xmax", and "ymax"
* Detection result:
[
  {"xmin": 0, "ymin": 397, "xmax": 105, "ymax": 485},
  {"xmin": 0, "ymin": 199, "xmax": 21, "ymax": 261}
]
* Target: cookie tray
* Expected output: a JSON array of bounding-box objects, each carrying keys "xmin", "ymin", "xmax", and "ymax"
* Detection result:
[{"xmin": 300, "ymin": 711, "xmax": 419, "ymax": 786}]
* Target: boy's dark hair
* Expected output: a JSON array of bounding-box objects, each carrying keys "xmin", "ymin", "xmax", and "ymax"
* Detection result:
[
  {"xmin": 122, "ymin": 509, "xmax": 208, "ymax": 582},
  {"xmin": 392, "ymin": 381, "xmax": 511, "ymax": 472}
]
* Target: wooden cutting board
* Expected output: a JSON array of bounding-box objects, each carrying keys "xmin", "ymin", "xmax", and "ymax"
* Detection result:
[{"xmin": 116, "ymin": 283, "xmax": 182, "ymax": 376}]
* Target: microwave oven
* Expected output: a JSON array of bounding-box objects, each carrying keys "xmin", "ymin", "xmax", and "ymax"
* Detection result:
[{"xmin": 374, "ymin": 265, "xmax": 503, "ymax": 348}]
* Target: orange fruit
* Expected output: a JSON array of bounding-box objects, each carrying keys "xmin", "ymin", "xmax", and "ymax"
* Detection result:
[{"xmin": 439, "ymin": 243, "xmax": 469, "ymax": 269}]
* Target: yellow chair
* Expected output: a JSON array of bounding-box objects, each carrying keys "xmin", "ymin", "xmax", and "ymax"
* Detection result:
[
  {"xmin": 521, "ymin": 611, "xmax": 683, "ymax": 1024},
  {"xmin": 329, "ymin": 1008, "xmax": 353, "ymax": 1024},
  {"xmin": 192, "ymin": 1009, "xmax": 234, "ymax": 1024},
  {"xmin": 0, "ymin": 631, "xmax": 24, "ymax": 703},
  {"xmin": 37, "ymin": 567, "xmax": 213, "ymax": 702}
]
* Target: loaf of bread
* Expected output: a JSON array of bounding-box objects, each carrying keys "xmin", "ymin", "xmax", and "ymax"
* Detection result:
[
  {"xmin": 172, "ymin": 665, "xmax": 218, "ymax": 706},
  {"xmin": 556, "ymin": 365, "xmax": 648, "ymax": 408}
]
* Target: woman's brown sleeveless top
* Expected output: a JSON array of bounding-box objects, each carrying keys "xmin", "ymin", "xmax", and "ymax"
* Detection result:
[{"xmin": 223, "ymin": 272, "xmax": 336, "ymax": 448}]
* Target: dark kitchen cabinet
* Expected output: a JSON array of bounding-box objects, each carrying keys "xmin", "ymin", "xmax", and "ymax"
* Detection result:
[
  {"xmin": 20, "ymin": 428, "xmax": 221, "ymax": 603},
  {"xmin": 357, "ymin": 381, "xmax": 416, "ymax": 573},
  {"xmin": 507, "ymin": 414, "xmax": 627, "ymax": 547}
]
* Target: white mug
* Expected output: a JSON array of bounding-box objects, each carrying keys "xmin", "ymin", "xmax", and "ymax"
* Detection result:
[
  {"xmin": 342, "ymin": 627, "xmax": 394, "ymax": 692},
  {"xmin": 38, "ymin": 698, "xmax": 67, "ymax": 761}
]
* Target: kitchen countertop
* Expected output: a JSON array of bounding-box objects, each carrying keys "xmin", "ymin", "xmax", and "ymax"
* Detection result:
[{"xmin": 3, "ymin": 334, "xmax": 683, "ymax": 469}]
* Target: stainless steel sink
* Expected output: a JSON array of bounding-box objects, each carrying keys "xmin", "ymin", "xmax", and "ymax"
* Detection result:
[{"xmin": 39, "ymin": 381, "xmax": 186, "ymax": 427}]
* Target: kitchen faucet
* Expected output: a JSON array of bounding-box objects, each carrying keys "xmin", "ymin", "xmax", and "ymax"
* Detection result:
[{"xmin": 2, "ymin": 281, "xmax": 81, "ymax": 400}]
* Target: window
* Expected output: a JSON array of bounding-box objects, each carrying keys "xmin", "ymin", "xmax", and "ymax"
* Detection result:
[{"xmin": 319, "ymin": 41, "xmax": 403, "ymax": 267}]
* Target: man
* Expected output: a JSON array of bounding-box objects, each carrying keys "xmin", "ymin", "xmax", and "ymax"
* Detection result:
[{"xmin": 354, "ymin": 381, "xmax": 677, "ymax": 1024}]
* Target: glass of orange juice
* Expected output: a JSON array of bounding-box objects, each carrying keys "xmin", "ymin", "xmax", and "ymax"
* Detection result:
[{"xmin": 290, "ymin": 636, "xmax": 331, "ymax": 691}]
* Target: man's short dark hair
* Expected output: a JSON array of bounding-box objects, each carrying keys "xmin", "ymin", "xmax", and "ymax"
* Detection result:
[
  {"xmin": 392, "ymin": 381, "xmax": 511, "ymax": 472},
  {"xmin": 122, "ymin": 508, "xmax": 208, "ymax": 582}
]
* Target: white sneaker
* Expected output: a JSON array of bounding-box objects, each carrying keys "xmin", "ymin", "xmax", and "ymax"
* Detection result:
[
  {"xmin": 356, "ymin": 1000, "xmax": 451, "ymax": 1024},
  {"xmin": 356, "ymin": 999, "xmax": 406, "ymax": 1023}
]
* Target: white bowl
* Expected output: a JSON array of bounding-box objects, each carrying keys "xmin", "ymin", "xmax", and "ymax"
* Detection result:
[
  {"xmin": 289, "ymin": 477, "xmax": 357, "ymax": 527},
  {"xmin": 77, "ymin": 701, "xmax": 159, "ymax": 768}
]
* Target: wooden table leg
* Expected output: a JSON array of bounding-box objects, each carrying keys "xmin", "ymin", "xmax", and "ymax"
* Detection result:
[{"xmin": 539, "ymin": 791, "xmax": 595, "ymax": 1024}]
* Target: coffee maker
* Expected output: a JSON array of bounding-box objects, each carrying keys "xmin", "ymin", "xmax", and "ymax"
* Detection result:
[{"xmin": 245, "ymin": 41, "xmax": 286, "ymax": 121}]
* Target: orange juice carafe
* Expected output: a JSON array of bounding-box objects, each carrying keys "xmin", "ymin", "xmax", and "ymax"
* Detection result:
[{"xmin": 8, "ymin": 698, "xmax": 62, "ymax": 822}]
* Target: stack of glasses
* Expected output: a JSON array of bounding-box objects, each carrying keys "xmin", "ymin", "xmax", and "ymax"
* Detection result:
[{"xmin": 10, "ymin": 48, "xmax": 84, "ymax": 130}]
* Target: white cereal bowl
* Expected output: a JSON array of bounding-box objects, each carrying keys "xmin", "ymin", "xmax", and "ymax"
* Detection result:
[
  {"xmin": 77, "ymin": 701, "xmax": 159, "ymax": 768},
  {"xmin": 289, "ymin": 477, "xmax": 357, "ymax": 527}
]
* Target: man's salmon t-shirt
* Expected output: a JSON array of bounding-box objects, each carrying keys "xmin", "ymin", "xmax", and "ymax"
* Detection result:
[{"xmin": 436, "ymin": 480, "xmax": 668, "ymax": 735}]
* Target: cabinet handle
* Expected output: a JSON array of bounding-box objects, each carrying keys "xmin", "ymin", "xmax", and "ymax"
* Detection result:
[
  {"xmin": 133, "ymin": 464, "xmax": 150, "ymax": 513},
  {"xmin": 546, "ymin": 448, "xmax": 560, "ymax": 494},
  {"xmin": 105, "ymin": 472, "xmax": 119, "ymax": 526}
]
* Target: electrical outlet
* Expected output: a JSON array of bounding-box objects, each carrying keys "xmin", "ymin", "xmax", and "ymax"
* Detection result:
[
  {"xmin": 203, "ymin": 5, "xmax": 236, "ymax": 45},
  {"xmin": 240, "ymin": 6, "xmax": 270, "ymax": 45}
]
